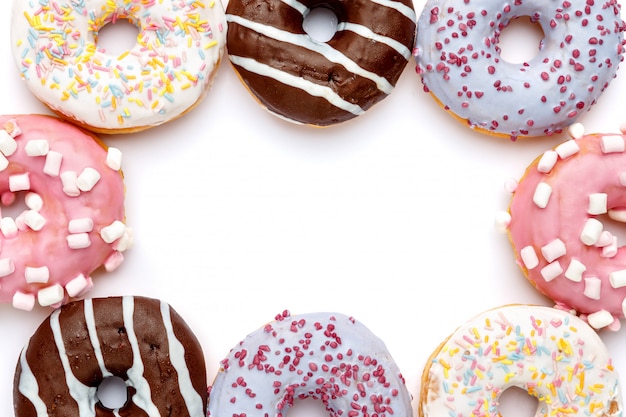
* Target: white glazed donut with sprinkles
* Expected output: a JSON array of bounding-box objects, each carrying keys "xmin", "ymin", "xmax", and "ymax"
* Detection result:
[
  {"xmin": 414, "ymin": 0, "xmax": 626, "ymax": 139},
  {"xmin": 10, "ymin": 0, "xmax": 226, "ymax": 134},
  {"xmin": 501, "ymin": 124, "xmax": 626, "ymax": 330},
  {"xmin": 419, "ymin": 305, "xmax": 623, "ymax": 417},
  {"xmin": 208, "ymin": 311, "xmax": 413, "ymax": 417}
]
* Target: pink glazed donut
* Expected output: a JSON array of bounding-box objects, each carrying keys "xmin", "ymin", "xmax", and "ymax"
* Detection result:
[
  {"xmin": 208, "ymin": 311, "xmax": 412, "ymax": 417},
  {"xmin": 502, "ymin": 124, "xmax": 626, "ymax": 330},
  {"xmin": 0, "ymin": 115, "xmax": 130, "ymax": 310}
]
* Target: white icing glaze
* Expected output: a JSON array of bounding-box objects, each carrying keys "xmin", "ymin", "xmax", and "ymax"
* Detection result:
[
  {"xmin": 10, "ymin": 0, "xmax": 227, "ymax": 132},
  {"xmin": 420, "ymin": 305, "xmax": 623, "ymax": 417},
  {"xmin": 209, "ymin": 311, "xmax": 412, "ymax": 417}
]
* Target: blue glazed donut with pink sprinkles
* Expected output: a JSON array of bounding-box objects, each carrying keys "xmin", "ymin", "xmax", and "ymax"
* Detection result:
[
  {"xmin": 208, "ymin": 311, "xmax": 412, "ymax": 417},
  {"xmin": 414, "ymin": 0, "xmax": 626, "ymax": 139},
  {"xmin": 10, "ymin": 0, "xmax": 226, "ymax": 134}
]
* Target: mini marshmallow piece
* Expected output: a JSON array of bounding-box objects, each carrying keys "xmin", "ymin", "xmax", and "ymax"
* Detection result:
[
  {"xmin": 608, "ymin": 208, "xmax": 626, "ymax": 223},
  {"xmin": 76, "ymin": 167, "xmax": 101, "ymax": 192},
  {"xmin": 568, "ymin": 122, "xmax": 585, "ymax": 139},
  {"xmin": 4, "ymin": 120, "xmax": 22, "ymax": 137},
  {"xmin": 104, "ymin": 251, "xmax": 124, "ymax": 272},
  {"xmin": 537, "ymin": 150, "xmax": 558, "ymax": 173},
  {"xmin": 60, "ymin": 171, "xmax": 80, "ymax": 197},
  {"xmin": 594, "ymin": 231, "xmax": 614, "ymax": 248},
  {"xmin": 520, "ymin": 246, "xmax": 539, "ymax": 269},
  {"xmin": 67, "ymin": 233, "xmax": 91, "ymax": 249},
  {"xmin": 0, "ymin": 153, "xmax": 9, "ymax": 172},
  {"xmin": 601, "ymin": 135, "xmax": 625, "ymax": 153},
  {"xmin": 565, "ymin": 259, "xmax": 586, "ymax": 282},
  {"xmin": 555, "ymin": 140, "xmax": 580, "ymax": 159},
  {"xmin": 609, "ymin": 269, "xmax": 626, "ymax": 288},
  {"xmin": 533, "ymin": 182, "xmax": 552, "ymax": 208},
  {"xmin": 504, "ymin": 178, "xmax": 518, "ymax": 193},
  {"xmin": 1, "ymin": 192, "xmax": 15, "ymax": 206},
  {"xmin": 494, "ymin": 211, "xmax": 511, "ymax": 232},
  {"xmin": 68, "ymin": 218, "xmax": 94, "ymax": 233},
  {"xmin": 583, "ymin": 277, "xmax": 601, "ymax": 299},
  {"xmin": 602, "ymin": 237, "xmax": 618, "ymax": 258},
  {"xmin": 43, "ymin": 151, "xmax": 63, "ymax": 177},
  {"xmin": 0, "ymin": 217, "xmax": 18, "ymax": 238},
  {"xmin": 0, "ymin": 130, "xmax": 18, "ymax": 156},
  {"xmin": 24, "ymin": 210, "xmax": 46, "ymax": 231},
  {"xmin": 12, "ymin": 291, "xmax": 35, "ymax": 311},
  {"xmin": 0, "ymin": 257, "xmax": 15, "ymax": 277},
  {"xmin": 25, "ymin": 192, "xmax": 43, "ymax": 211},
  {"xmin": 25, "ymin": 139, "xmax": 50, "ymax": 156},
  {"xmin": 587, "ymin": 309, "xmax": 614, "ymax": 329},
  {"xmin": 65, "ymin": 274, "xmax": 91, "ymax": 297},
  {"xmin": 541, "ymin": 261, "xmax": 562, "ymax": 282},
  {"xmin": 25, "ymin": 266, "xmax": 50, "ymax": 284},
  {"xmin": 541, "ymin": 239, "xmax": 566, "ymax": 262},
  {"xmin": 9, "ymin": 172, "xmax": 30, "ymax": 192},
  {"xmin": 37, "ymin": 284, "xmax": 65, "ymax": 307},
  {"xmin": 588, "ymin": 193, "xmax": 608, "ymax": 215},
  {"xmin": 114, "ymin": 227, "xmax": 134, "ymax": 253},
  {"xmin": 580, "ymin": 218, "xmax": 603, "ymax": 245},
  {"xmin": 106, "ymin": 147, "xmax": 123, "ymax": 170},
  {"xmin": 100, "ymin": 220, "xmax": 126, "ymax": 243}
]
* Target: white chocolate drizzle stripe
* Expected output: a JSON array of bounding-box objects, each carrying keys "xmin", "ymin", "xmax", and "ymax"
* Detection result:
[
  {"xmin": 18, "ymin": 340, "xmax": 49, "ymax": 417},
  {"xmin": 160, "ymin": 301, "xmax": 204, "ymax": 416},
  {"xmin": 336, "ymin": 22, "xmax": 411, "ymax": 59},
  {"xmin": 84, "ymin": 299, "xmax": 112, "ymax": 378},
  {"xmin": 226, "ymin": 15, "xmax": 394, "ymax": 93},
  {"xmin": 369, "ymin": 0, "xmax": 416, "ymax": 20},
  {"xmin": 229, "ymin": 55, "xmax": 365, "ymax": 116},
  {"xmin": 50, "ymin": 309, "xmax": 97, "ymax": 417},
  {"xmin": 122, "ymin": 296, "xmax": 161, "ymax": 416}
]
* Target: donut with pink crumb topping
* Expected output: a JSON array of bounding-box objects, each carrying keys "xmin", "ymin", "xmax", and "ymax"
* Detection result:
[
  {"xmin": 0, "ymin": 114, "xmax": 130, "ymax": 310},
  {"xmin": 208, "ymin": 311, "xmax": 412, "ymax": 417},
  {"xmin": 414, "ymin": 0, "xmax": 626, "ymax": 139}
]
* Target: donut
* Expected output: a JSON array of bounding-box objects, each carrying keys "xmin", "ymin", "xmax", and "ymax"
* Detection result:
[
  {"xmin": 10, "ymin": 0, "xmax": 227, "ymax": 134},
  {"xmin": 208, "ymin": 311, "xmax": 412, "ymax": 417},
  {"xmin": 414, "ymin": 0, "xmax": 626, "ymax": 139},
  {"xmin": 498, "ymin": 125, "xmax": 626, "ymax": 330},
  {"xmin": 225, "ymin": 0, "xmax": 417, "ymax": 126},
  {"xmin": 0, "ymin": 114, "xmax": 130, "ymax": 311},
  {"xmin": 419, "ymin": 305, "xmax": 623, "ymax": 417},
  {"xmin": 13, "ymin": 296, "xmax": 207, "ymax": 417}
]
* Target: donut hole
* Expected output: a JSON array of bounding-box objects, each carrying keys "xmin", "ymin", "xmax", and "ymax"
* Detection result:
[
  {"xmin": 96, "ymin": 376, "xmax": 128, "ymax": 410},
  {"xmin": 497, "ymin": 16, "xmax": 545, "ymax": 64},
  {"xmin": 597, "ymin": 210, "xmax": 626, "ymax": 248},
  {"xmin": 287, "ymin": 397, "xmax": 329, "ymax": 417},
  {"xmin": 303, "ymin": 7, "xmax": 339, "ymax": 43},
  {"xmin": 0, "ymin": 191, "xmax": 37, "ymax": 225},
  {"xmin": 498, "ymin": 386, "xmax": 539, "ymax": 417},
  {"xmin": 96, "ymin": 18, "xmax": 140, "ymax": 56}
]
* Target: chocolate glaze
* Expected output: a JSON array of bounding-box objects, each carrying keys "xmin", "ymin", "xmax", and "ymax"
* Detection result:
[
  {"xmin": 226, "ymin": 0, "xmax": 416, "ymax": 126},
  {"xmin": 13, "ymin": 296, "xmax": 207, "ymax": 417}
]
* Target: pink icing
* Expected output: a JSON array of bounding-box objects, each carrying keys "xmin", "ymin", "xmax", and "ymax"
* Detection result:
[
  {"xmin": 508, "ymin": 132, "xmax": 626, "ymax": 329},
  {"xmin": 0, "ymin": 115, "xmax": 128, "ymax": 309}
]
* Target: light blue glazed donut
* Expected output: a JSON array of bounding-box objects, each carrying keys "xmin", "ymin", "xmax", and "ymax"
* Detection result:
[{"xmin": 414, "ymin": 0, "xmax": 626, "ymax": 139}]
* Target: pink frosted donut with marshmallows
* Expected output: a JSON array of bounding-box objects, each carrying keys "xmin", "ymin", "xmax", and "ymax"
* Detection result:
[
  {"xmin": 0, "ymin": 115, "xmax": 130, "ymax": 310},
  {"xmin": 503, "ymin": 125, "xmax": 626, "ymax": 330},
  {"xmin": 208, "ymin": 311, "xmax": 412, "ymax": 417}
]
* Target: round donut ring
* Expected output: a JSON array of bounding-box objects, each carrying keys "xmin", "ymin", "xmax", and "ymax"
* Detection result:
[
  {"xmin": 208, "ymin": 311, "xmax": 413, "ymax": 417},
  {"xmin": 420, "ymin": 305, "xmax": 623, "ymax": 417},
  {"xmin": 14, "ymin": 296, "xmax": 207, "ymax": 417},
  {"xmin": 0, "ymin": 115, "xmax": 130, "ymax": 311},
  {"xmin": 414, "ymin": 0, "xmax": 625, "ymax": 139},
  {"xmin": 501, "ymin": 126, "xmax": 626, "ymax": 330},
  {"xmin": 10, "ymin": 0, "xmax": 227, "ymax": 134},
  {"xmin": 225, "ymin": 0, "xmax": 416, "ymax": 126}
]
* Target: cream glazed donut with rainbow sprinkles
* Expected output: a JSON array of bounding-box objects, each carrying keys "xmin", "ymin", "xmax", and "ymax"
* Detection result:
[
  {"xmin": 10, "ymin": 0, "xmax": 227, "ymax": 134},
  {"xmin": 420, "ymin": 305, "xmax": 623, "ymax": 417},
  {"xmin": 497, "ymin": 122, "xmax": 626, "ymax": 330},
  {"xmin": 208, "ymin": 311, "xmax": 413, "ymax": 417}
]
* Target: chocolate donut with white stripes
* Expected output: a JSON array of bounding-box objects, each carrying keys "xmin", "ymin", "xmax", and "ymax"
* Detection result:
[
  {"xmin": 225, "ymin": 0, "xmax": 416, "ymax": 126},
  {"xmin": 13, "ymin": 296, "xmax": 207, "ymax": 417}
]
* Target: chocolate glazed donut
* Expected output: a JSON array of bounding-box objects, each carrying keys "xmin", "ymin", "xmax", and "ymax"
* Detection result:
[
  {"xmin": 13, "ymin": 296, "xmax": 207, "ymax": 417},
  {"xmin": 226, "ymin": 0, "xmax": 417, "ymax": 126}
]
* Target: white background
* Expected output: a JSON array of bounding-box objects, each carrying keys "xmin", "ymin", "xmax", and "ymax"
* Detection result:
[{"xmin": 1, "ymin": 1, "xmax": 626, "ymax": 416}]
